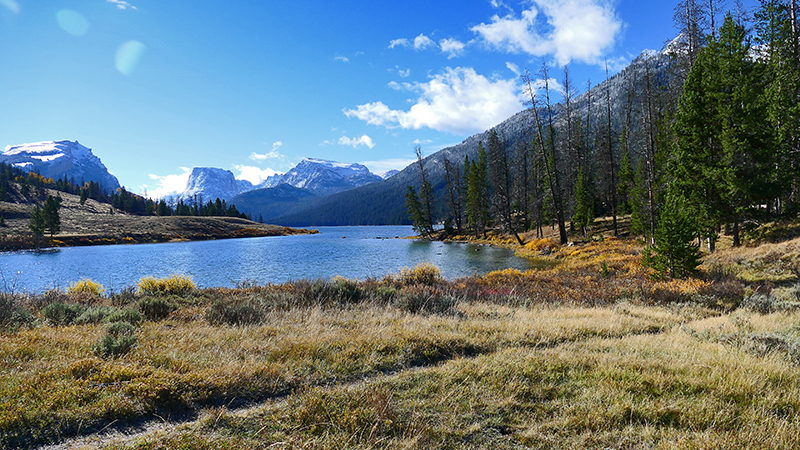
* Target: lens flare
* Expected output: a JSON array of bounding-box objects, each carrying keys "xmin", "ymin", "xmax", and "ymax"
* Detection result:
[
  {"xmin": 115, "ymin": 40, "xmax": 146, "ymax": 76},
  {"xmin": 56, "ymin": 10, "xmax": 89, "ymax": 36},
  {"xmin": 0, "ymin": 0, "xmax": 20, "ymax": 14}
]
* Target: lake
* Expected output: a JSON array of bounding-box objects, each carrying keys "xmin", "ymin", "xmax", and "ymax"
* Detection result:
[{"xmin": 0, "ymin": 226, "xmax": 531, "ymax": 293}]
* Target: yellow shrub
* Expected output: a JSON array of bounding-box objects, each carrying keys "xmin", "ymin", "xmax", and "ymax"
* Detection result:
[
  {"xmin": 67, "ymin": 279, "xmax": 106, "ymax": 296},
  {"xmin": 398, "ymin": 263, "xmax": 442, "ymax": 286},
  {"xmin": 137, "ymin": 274, "xmax": 196, "ymax": 296},
  {"xmin": 525, "ymin": 238, "xmax": 558, "ymax": 252}
]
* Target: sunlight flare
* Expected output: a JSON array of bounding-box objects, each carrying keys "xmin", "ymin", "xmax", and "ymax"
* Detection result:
[{"xmin": 115, "ymin": 40, "xmax": 146, "ymax": 76}]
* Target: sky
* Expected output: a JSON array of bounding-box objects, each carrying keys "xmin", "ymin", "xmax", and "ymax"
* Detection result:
[{"xmin": 0, "ymin": 0, "xmax": 755, "ymax": 198}]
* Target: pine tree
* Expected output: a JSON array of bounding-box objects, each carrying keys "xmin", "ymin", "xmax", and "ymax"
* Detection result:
[
  {"xmin": 29, "ymin": 204, "xmax": 45, "ymax": 237},
  {"xmin": 42, "ymin": 195, "xmax": 61, "ymax": 237},
  {"xmin": 404, "ymin": 185, "xmax": 430, "ymax": 237},
  {"xmin": 571, "ymin": 167, "xmax": 593, "ymax": 239},
  {"xmin": 644, "ymin": 195, "xmax": 702, "ymax": 278}
]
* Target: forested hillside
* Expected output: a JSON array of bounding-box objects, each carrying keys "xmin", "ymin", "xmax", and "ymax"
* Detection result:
[{"xmin": 277, "ymin": 0, "xmax": 800, "ymax": 257}]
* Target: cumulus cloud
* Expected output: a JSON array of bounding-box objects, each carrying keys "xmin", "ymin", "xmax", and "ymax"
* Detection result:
[
  {"xmin": 398, "ymin": 68, "xmax": 411, "ymax": 78},
  {"xmin": 334, "ymin": 56, "xmax": 349, "ymax": 63},
  {"xmin": 344, "ymin": 67, "xmax": 523, "ymax": 135},
  {"xmin": 144, "ymin": 168, "xmax": 191, "ymax": 199},
  {"xmin": 439, "ymin": 38, "xmax": 466, "ymax": 58},
  {"xmin": 249, "ymin": 141, "xmax": 284, "ymax": 161},
  {"xmin": 233, "ymin": 165, "xmax": 282, "ymax": 185},
  {"xmin": 338, "ymin": 134, "xmax": 376, "ymax": 149},
  {"xmin": 389, "ymin": 38, "xmax": 409, "ymax": 49},
  {"xmin": 390, "ymin": 34, "xmax": 467, "ymax": 58},
  {"xmin": 413, "ymin": 33, "xmax": 435, "ymax": 50},
  {"xmin": 107, "ymin": 0, "xmax": 137, "ymax": 10},
  {"xmin": 413, "ymin": 139, "xmax": 433, "ymax": 145},
  {"xmin": 471, "ymin": 0, "xmax": 622, "ymax": 66}
]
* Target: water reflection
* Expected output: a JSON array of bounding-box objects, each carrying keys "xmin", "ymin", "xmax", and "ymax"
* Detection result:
[{"xmin": 0, "ymin": 226, "xmax": 531, "ymax": 293}]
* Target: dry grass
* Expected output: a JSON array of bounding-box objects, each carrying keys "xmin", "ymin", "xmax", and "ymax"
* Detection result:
[{"xmin": 5, "ymin": 236, "xmax": 800, "ymax": 449}]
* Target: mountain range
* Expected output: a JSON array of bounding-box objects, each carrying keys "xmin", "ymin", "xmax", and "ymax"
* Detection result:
[{"xmin": 2, "ymin": 39, "xmax": 678, "ymax": 226}]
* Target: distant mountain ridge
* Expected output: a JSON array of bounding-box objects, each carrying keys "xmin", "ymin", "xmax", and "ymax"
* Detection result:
[
  {"xmin": 1, "ymin": 140, "xmax": 121, "ymax": 191},
  {"xmin": 171, "ymin": 158, "xmax": 386, "ymax": 216}
]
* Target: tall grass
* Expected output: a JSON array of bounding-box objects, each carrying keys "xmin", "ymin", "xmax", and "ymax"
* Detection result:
[{"xmin": 5, "ymin": 239, "xmax": 800, "ymax": 449}]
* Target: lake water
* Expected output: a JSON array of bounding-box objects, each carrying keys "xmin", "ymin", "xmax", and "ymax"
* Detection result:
[{"xmin": 0, "ymin": 226, "xmax": 531, "ymax": 293}]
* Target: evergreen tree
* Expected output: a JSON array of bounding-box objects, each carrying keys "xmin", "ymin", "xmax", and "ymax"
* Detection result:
[
  {"xmin": 42, "ymin": 195, "xmax": 61, "ymax": 237},
  {"xmin": 488, "ymin": 129, "xmax": 523, "ymax": 244},
  {"xmin": 404, "ymin": 185, "xmax": 431, "ymax": 237},
  {"xmin": 29, "ymin": 204, "xmax": 45, "ymax": 237},
  {"xmin": 644, "ymin": 195, "xmax": 702, "ymax": 278},
  {"xmin": 571, "ymin": 167, "xmax": 593, "ymax": 238}
]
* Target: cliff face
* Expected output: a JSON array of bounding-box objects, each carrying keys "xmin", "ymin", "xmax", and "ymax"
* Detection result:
[{"xmin": 1, "ymin": 140, "xmax": 121, "ymax": 191}]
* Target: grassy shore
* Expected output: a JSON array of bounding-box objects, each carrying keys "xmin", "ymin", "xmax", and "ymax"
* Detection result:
[
  {"xmin": 0, "ymin": 187, "xmax": 317, "ymax": 251},
  {"xmin": 3, "ymin": 234, "xmax": 800, "ymax": 449}
]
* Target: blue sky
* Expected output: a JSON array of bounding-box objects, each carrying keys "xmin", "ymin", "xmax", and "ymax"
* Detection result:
[{"xmin": 0, "ymin": 0, "xmax": 752, "ymax": 198}]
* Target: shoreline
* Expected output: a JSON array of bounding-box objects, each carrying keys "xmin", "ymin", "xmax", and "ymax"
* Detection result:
[{"xmin": 0, "ymin": 218, "xmax": 318, "ymax": 252}]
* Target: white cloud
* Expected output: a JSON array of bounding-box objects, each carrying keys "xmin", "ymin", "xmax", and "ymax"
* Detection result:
[
  {"xmin": 413, "ymin": 139, "xmax": 433, "ymax": 145},
  {"xmin": 249, "ymin": 141, "xmax": 284, "ymax": 161},
  {"xmin": 398, "ymin": 68, "xmax": 411, "ymax": 78},
  {"xmin": 144, "ymin": 168, "xmax": 191, "ymax": 199},
  {"xmin": 439, "ymin": 38, "xmax": 466, "ymax": 58},
  {"xmin": 506, "ymin": 62, "xmax": 521, "ymax": 76},
  {"xmin": 338, "ymin": 134, "xmax": 376, "ymax": 149},
  {"xmin": 413, "ymin": 33, "xmax": 435, "ymax": 50},
  {"xmin": 233, "ymin": 165, "xmax": 282, "ymax": 185},
  {"xmin": 334, "ymin": 56, "xmax": 349, "ymax": 63},
  {"xmin": 344, "ymin": 67, "xmax": 523, "ymax": 135},
  {"xmin": 107, "ymin": 0, "xmax": 137, "ymax": 10},
  {"xmin": 471, "ymin": 0, "xmax": 622, "ymax": 66},
  {"xmin": 389, "ymin": 38, "xmax": 409, "ymax": 48}
]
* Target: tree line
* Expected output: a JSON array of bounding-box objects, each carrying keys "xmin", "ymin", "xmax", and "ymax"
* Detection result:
[
  {"xmin": 406, "ymin": 0, "xmax": 800, "ymax": 277},
  {"xmin": 0, "ymin": 163, "xmax": 250, "ymax": 237}
]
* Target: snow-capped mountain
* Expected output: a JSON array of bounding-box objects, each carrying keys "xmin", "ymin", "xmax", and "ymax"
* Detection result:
[
  {"xmin": 377, "ymin": 169, "xmax": 400, "ymax": 180},
  {"xmin": 1, "ymin": 140, "xmax": 121, "ymax": 191},
  {"xmin": 172, "ymin": 158, "xmax": 384, "ymax": 204},
  {"xmin": 178, "ymin": 167, "xmax": 254, "ymax": 202},
  {"xmin": 257, "ymin": 158, "xmax": 383, "ymax": 195}
]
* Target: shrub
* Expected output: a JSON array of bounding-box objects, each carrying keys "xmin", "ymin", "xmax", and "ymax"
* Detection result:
[
  {"xmin": 137, "ymin": 274, "xmax": 196, "ymax": 297},
  {"xmin": 205, "ymin": 299, "xmax": 265, "ymax": 326},
  {"xmin": 74, "ymin": 306, "xmax": 117, "ymax": 325},
  {"xmin": 67, "ymin": 279, "xmax": 106, "ymax": 296},
  {"xmin": 94, "ymin": 321, "xmax": 137, "ymax": 358},
  {"xmin": 741, "ymin": 292, "xmax": 800, "ymax": 314},
  {"xmin": 104, "ymin": 308, "xmax": 143, "ymax": 326},
  {"xmin": 365, "ymin": 285, "xmax": 397, "ymax": 303},
  {"xmin": 110, "ymin": 286, "xmax": 138, "ymax": 306},
  {"xmin": 0, "ymin": 294, "xmax": 35, "ymax": 332},
  {"xmin": 41, "ymin": 302, "xmax": 86, "ymax": 326},
  {"xmin": 398, "ymin": 263, "xmax": 442, "ymax": 286},
  {"xmin": 138, "ymin": 296, "xmax": 178, "ymax": 321},
  {"xmin": 394, "ymin": 286, "xmax": 457, "ymax": 315}
]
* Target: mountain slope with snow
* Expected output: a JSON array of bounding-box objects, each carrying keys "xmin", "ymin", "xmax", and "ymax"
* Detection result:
[
  {"xmin": 178, "ymin": 167, "xmax": 254, "ymax": 202},
  {"xmin": 259, "ymin": 158, "xmax": 383, "ymax": 195},
  {"xmin": 1, "ymin": 140, "xmax": 120, "ymax": 191}
]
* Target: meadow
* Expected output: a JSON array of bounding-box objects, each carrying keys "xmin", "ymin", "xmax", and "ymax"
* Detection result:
[{"xmin": 2, "ymin": 234, "xmax": 800, "ymax": 449}]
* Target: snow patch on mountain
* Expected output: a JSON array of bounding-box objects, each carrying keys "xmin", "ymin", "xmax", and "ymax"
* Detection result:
[
  {"xmin": 257, "ymin": 158, "xmax": 383, "ymax": 195},
  {"xmin": 1, "ymin": 140, "xmax": 120, "ymax": 191},
  {"xmin": 178, "ymin": 167, "xmax": 254, "ymax": 202}
]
